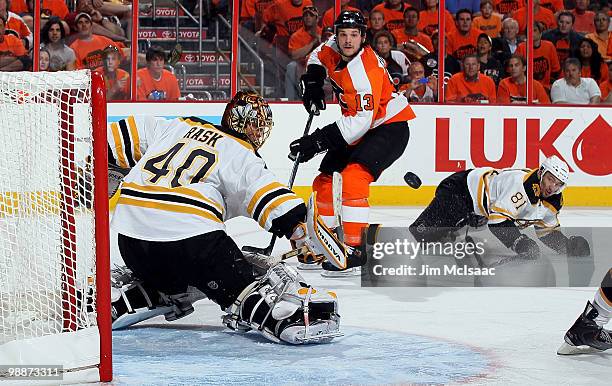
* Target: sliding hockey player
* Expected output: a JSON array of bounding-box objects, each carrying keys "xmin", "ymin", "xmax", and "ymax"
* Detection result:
[
  {"xmin": 409, "ymin": 156, "xmax": 591, "ymax": 260},
  {"xmin": 107, "ymin": 91, "xmax": 346, "ymax": 344},
  {"xmin": 288, "ymin": 10, "xmax": 416, "ymax": 276},
  {"xmin": 558, "ymin": 269, "xmax": 612, "ymax": 355}
]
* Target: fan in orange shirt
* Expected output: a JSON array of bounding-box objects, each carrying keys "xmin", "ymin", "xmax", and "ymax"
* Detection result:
[
  {"xmin": 418, "ymin": 0, "xmax": 456, "ymax": 36},
  {"xmin": 0, "ymin": 0, "xmax": 31, "ymax": 49},
  {"xmin": 136, "ymin": 46, "xmax": 181, "ymax": 101},
  {"xmin": 0, "ymin": 13, "xmax": 29, "ymax": 71},
  {"xmin": 516, "ymin": 22, "xmax": 560, "ymax": 89},
  {"xmin": 585, "ymin": 11, "xmax": 611, "ymax": 61},
  {"xmin": 392, "ymin": 7, "xmax": 434, "ymax": 60},
  {"xmin": 493, "ymin": 0, "xmax": 524, "ymax": 16},
  {"xmin": 321, "ymin": 0, "xmax": 359, "ymax": 29},
  {"xmin": 539, "ymin": 0, "xmax": 564, "ymax": 13},
  {"xmin": 446, "ymin": 54, "xmax": 497, "ymax": 103},
  {"xmin": 473, "ymin": 0, "xmax": 502, "ymax": 38},
  {"xmin": 447, "ymin": 9, "xmax": 481, "ymax": 60},
  {"xmin": 575, "ymin": 38, "xmax": 609, "ymax": 84},
  {"xmin": 96, "ymin": 46, "xmax": 130, "ymax": 101},
  {"xmin": 512, "ymin": 0, "xmax": 556, "ymax": 35},
  {"xmin": 69, "ymin": 13, "xmax": 125, "ymax": 70},
  {"xmin": 498, "ymin": 55, "xmax": 550, "ymax": 104},
  {"xmin": 372, "ymin": 0, "xmax": 407, "ymax": 31},
  {"xmin": 261, "ymin": 0, "xmax": 313, "ymax": 38},
  {"xmin": 600, "ymin": 62, "xmax": 612, "ymax": 103}
]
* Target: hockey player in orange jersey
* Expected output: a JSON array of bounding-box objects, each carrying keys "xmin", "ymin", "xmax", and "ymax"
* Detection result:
[{"xmin": 288, "ymin": 10, "xmax": 416, "ymax": 275}]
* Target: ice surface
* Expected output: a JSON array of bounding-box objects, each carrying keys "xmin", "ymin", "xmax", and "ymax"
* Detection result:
[{"xmin": 109, "ymin": 208, "xmax": 612, "ymax": 385}]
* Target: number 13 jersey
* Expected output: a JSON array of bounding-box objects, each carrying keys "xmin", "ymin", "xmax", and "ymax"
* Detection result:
[
  {"xmin": 108, "ymin": 116, "xmax": 303, "ymax": 241},
  {"xmin": 308, "ymin": 36, "xmax": 416, "ymax": 145}
]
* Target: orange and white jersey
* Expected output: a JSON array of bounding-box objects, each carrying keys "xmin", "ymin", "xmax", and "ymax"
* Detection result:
[
  {"xmin": 108, "ymin": 116, "xmax": 303, "ymax": 241},
  {"xmin": 467, "ymin": 168, "xmax": 562, "ymax": 235},
  {"xmin": 307, "ymin": 36, "xmax": 416, "ymax": 145}
]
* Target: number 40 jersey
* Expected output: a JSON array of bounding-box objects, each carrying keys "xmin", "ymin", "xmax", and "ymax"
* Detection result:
[{"xmin": 108, "ymin": 116, "xmax": 304, "ymax": 241}]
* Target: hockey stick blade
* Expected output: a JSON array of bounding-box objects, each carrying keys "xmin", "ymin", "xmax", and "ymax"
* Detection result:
[
  {"xmin": 404, "ymin": 171, "xmax": 422, "ymax": 189},
  {"xmin": 242, "ymin": 244, "xmax": 273, "ymax": 256}
]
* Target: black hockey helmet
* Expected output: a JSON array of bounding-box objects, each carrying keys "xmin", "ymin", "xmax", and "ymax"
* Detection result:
[{"xmin": 334, "ymin": 10, "xmax": 367, "ymax": 36}]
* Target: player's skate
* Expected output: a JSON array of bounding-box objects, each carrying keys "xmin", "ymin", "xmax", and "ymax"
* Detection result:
[
  {"xmin": 223, "ymin": 262, "xmax": 342, "ymax": 344},
  {"xmin": 111, "ymin": 265, "xmax": 205, "ymax": 329},
  {"xmin": 321, "ymin": 244, "xmax": 365, "ymax": 277},
  {"xmin": 557, "ymin": 301, "xmax": 612, "ymax": 355}
]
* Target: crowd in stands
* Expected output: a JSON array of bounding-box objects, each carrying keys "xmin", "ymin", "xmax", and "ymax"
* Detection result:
[
  {"xmin": 2, "ymin": 0, "xmax": 611, "ymax": 104},
  {"xmin": 243, "ymin": 0, "xmax": 612, "ymax": 104},
  {"xmin": 1, "ymin": 0, "xmax": 180, "ymax": 101}
]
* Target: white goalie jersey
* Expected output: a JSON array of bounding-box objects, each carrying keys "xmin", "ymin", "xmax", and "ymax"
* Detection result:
[
  {"xmin": 108, "ymin": 116, "xmax": 304, "ymax": 241},
  {"xmin": 467, "ymin": 168, "xmax": 563, "ymax": 236}
]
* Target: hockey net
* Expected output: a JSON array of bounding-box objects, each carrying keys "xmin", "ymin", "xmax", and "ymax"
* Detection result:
[{"xmin": 0, "ymin": 70, "xmax": 111, "ymax": 382}]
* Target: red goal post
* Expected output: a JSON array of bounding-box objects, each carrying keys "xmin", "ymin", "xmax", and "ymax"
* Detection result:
[{"xmin": 0, "ymin": 70, "xmax": 111, "ymax": 383}]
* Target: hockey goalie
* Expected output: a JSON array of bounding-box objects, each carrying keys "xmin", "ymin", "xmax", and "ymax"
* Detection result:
[{"xmin": 106, "ymin": 91, "xmax": 349, "ymax": 344}]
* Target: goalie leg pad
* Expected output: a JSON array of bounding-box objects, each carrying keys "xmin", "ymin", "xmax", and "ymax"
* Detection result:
[
  {"xmin": 223, "ymin": 263, "xmax": 341, "ymax": 344},
  {"xmin": 305, "ymin": 193, "xmax": 348, "ymax": 269}
]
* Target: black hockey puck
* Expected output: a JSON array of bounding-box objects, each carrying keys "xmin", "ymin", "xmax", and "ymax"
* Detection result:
[{"xmin": 404, "ymin": 172, "xmax": 422, "ymax": 189}]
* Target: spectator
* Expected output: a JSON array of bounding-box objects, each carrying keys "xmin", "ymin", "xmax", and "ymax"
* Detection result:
[
  {"xmin": 473, "ymin": 0, "xmax": 502, "ymax": 38},
  {"xmin": 136, "ymin": 46, "xmax": 181, "ymax": 101},
  {"xmin": 97, "ymin": 46, "xmax": 130, "ymax": 101},
  {"xmin": 447, "ymin": 8, "xmax": 480, "ymax": 60},
  {"xmin": 543, "ymin": 11, "xmax": 583, "ymax": 66},
  {"xmin": 0, "ymin": 0, "xmax": 31, "ymax": 50},
  {"xmin": 372, "ymin": 0, "xmax": 407, "ymax": 31},
  {"xmin": 372, "ymin": 30, "xmax": 410, "ymax": 90},
  {"xmin": 418, "ymin": 0, "xmax": 456, "ymax": 36},
  {"xmin": 285, "ymin": 5, "xmax": 321, "ymax": 100},
  {"xmin": 540, "ymin": 0, "xmax": 565, "ymax": 13},
  {"xmin": 259, "ymin": 0, "xmax": 313, "ymax": 46},
  {"xmin": 491, "ymin": 18, "xmax": 522, "ymax": 65},
  {"xmin": 17, "ymin": 0, "xmax": 70, "ymax": 33},
  {"xmin": 551, "ymin": 57, "xmax": 601, "ymax": 104},
  {"xmin": 493, "ymin": 0, "xmax": 524, "ymax": 17},
  {"xmin": 477, "ymin": 33, "xmax": 503, "ymax": 85},
  {"xmin": 41, "ymin": 16, "xmax": 76, "ymax": 71},
  {"xmin": 517, "ymin": 22, "xmax": 561, "ymax": 90},
  {"xmin": 512, "ymin": 0, "xmax": 557, "ymax": 36},
  {"xmin": 69, "ymin": 13, "xmax": 125, "ymax": 70},
  {"xmin": 497, "ymin": 54, "xmax": 551, "ymax": 104},
  {"xmin": 393, "ymin": 7, "xmax": 434, "ymax": 60},
  {"xmin": 366, "ymin": 9, "xmax": 387, "ymax": 46},
  {"xmin": 0, "ymin": 14, "xmax": 29, "ymax": 71},
  {"xmin": 585, "ymin": 11, "xmax": 611, "ymax": 61},
  {"xmin": 66, "ymin": 0, "xmax": 127, "ymax": 44},
  {"xmin": 39, "ymin": 48, "xmax": 51, "ymax": 71},
  {"xmin": 599, "ymin": 61, "xmax": 612, "ymax": 103},
  {"xmin": 404, "ymin": 61, "xmax": 438, "ymax": 101},
  {"xmin": 445, "ymin": 54, "xmax": 497, "ymax": 103},
  {"xmin": 419, "ymin": 30, "xmax": 461, "ymax": 79},
  {"xmin": 572, "ymin": 0, "xmax": 596, "ymax": 34},
  {"xmin": 445, "ymin": 0, "xmax": 481, "ymax": 16},
  {"xmin": 574, "ymin": 37, "xmax": 608, "ymax": 83},
  {"xmin": 322, "ymin": 0, "xmax": 359, "ymax": 29}
]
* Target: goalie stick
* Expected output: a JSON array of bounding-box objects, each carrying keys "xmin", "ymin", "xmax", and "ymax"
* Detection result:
[{"xmin": 242, "ymin": 106, "xmax": 318, "ymax": 256}]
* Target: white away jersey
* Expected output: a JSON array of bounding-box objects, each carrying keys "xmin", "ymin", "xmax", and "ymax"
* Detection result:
[
  {"xmin": 467, "ymin": 168, "xmax": 563, "ymax": 236},
  {"xmin": 108, "ymin": 116, "xmax": 303, "ymax": 241}
]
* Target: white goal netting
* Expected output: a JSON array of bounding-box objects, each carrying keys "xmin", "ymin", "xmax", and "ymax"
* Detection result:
[{"xmin": 0, "ymin": 70, "xmax": 107, "ymax": 380}]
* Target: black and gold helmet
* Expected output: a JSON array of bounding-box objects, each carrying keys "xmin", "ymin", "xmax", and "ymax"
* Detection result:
[{"xmin": 222, "ymin": 91, "xmax": 273, "ymax": 150}]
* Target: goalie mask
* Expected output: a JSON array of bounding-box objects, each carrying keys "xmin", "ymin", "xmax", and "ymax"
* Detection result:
[{"xmin": 222, "ymin": 91, "xmax": 273, "ymax": 150}]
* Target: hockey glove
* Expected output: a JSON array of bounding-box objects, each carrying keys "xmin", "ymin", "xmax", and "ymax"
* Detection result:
[
  {"xmin": 566, "ymin": 235, "xmax": 590, "ymax": 257},
  {"xmin": 512, "ymin": 234, "xmax": 540, "ymax": 259},
  {"xmin": 289, "ymin": 128, "xmax": 330, "ymax": 163},
  {"xmin": 300, "ymin": 64, "xmax": 327, "ymax": 113}
]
